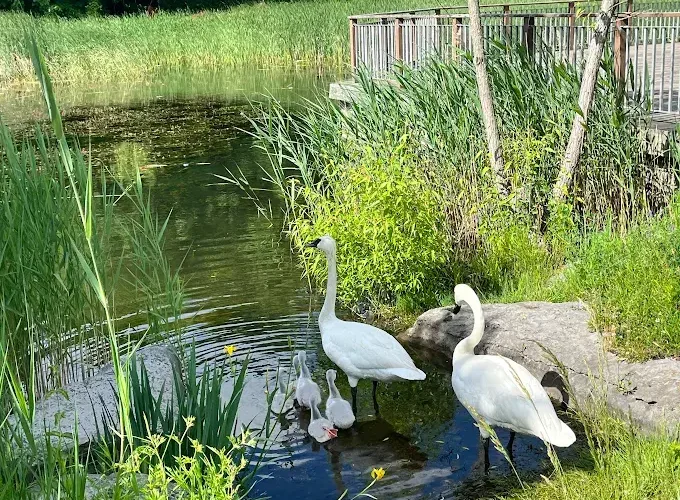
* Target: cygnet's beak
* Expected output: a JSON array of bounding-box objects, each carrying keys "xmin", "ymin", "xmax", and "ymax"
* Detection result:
[
  {"xmin": 305, "ymin": 238, "xmax": 321, "ymax": 248},
  {"xmin": 452, "ymin": 303, "xmax": 461, "ymax": 314},
  {"xmin": 325, "ymin": 427, "xmax": 338, "ymax": 439}
]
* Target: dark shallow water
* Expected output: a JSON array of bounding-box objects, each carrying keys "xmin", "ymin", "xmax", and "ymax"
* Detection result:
[{"xmin": 1, "ymin": 69, "xmax": 582, "ymax": 500}]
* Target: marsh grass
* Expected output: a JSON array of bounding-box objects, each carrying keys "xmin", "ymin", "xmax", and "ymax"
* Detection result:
[{"xmin": 0, "ymin": 0, "xmax": 425, "ymax": 85}]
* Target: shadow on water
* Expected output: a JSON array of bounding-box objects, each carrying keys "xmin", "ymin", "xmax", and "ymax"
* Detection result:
[{"xmin": 1, "ymin": 69, "xmax": 588, "ymax": 499}]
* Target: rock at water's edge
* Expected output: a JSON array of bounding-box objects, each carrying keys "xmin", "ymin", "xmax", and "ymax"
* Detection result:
[
  {"xmin": 398, "ymin": 301, "xmax": 680, "ymax": 433},
  {"xmin": 12, "ymin": 344, "xmax": 180, "ymax": 454}
]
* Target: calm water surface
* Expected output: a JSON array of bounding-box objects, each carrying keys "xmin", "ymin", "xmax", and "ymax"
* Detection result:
[{"xmin": 1, "ymin": 69, "xmax": 579, "ymax": 500}]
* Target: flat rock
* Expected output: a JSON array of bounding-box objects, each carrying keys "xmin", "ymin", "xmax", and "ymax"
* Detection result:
[
  {"xmin": 13, "ymin": 344, "xmax": 181, "ymax": 454},
  {"xmin": 398, "ymin": 301, "xmax": 680, "ymax": 433}
]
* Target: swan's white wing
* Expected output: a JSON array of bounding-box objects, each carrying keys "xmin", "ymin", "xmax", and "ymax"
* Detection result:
[
  {"xmin": 323, "ymin": 319, "xmax": 421, "ymax": 372},
  {"xmin": 452, "ymin": 355, "xmax": 575, "ymax": 446}
]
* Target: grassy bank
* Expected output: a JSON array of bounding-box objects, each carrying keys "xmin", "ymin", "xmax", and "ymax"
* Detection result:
[
  {"xmin": 0, "ymin": 0, "xmax": 424, "ymax": 85},
  {"xmin": 245, "ymin": 43, "xmax": 680, "ymax": 361}
]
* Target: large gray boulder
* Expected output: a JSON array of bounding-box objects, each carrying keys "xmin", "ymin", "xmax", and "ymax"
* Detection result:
[
  {"xmin": 398, "ymin": 301, "xmax": 680, "ymax": 433},
  {"xmin": 12, "ymin": 344, "xmax": 181, "ymax": 453}
]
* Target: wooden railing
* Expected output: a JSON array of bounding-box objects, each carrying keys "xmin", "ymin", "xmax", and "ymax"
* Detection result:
[{"xmin": 349, "ymin": 2, "xmax": 680, "ymax": 113}]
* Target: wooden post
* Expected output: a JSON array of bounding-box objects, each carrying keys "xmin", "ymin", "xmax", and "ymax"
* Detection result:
[
  {"xmin": 503, "ymin": 4, "xmax": 512, "ymax": 40},
  {"xmin": 350, "ymin": 18, "xmax": 357, "ymax": 72},
  {"xmin": 395, "ymin": 17, "xmax": 403, "ymax": 63},
  {"xmin": 626, "ymin": 0, "xmax": 634, "ymax": 11},
  {"xmin": 452, "ymin": 16, "xmax": 460, "ymax": 57},
  {"xmin": 614, "ymin": 17, "xmax": 627, "ymax": 86},
  {"xmin": 523, "ymin": 15, "xmax": 535, "ymax": 56},
  {"xmin": 568, "ymin": 1, "xmax": 576, "ymax": 50}
]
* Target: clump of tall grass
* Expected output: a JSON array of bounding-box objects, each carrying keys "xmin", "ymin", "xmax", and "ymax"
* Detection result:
[
  {"xmin": 0, "ymin": 35, "xmax": 186, "ymax": 497},
  {"xmin": 0, "ymin": 0, "xmax": 424, "ymax": 85},
  {"xmin": 549, "ymin": 195, "xmax": 680, "ymax": 360}
]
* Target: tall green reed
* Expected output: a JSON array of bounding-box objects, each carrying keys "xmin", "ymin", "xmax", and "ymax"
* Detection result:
[{"xmin": 0, "ymin": 34, "xmax": 185, "ymax": 497}]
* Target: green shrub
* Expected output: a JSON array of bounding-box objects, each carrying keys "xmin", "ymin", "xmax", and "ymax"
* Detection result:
[{"xmin": 291, "ymin": 140, "xmax": 450, "ymax": 309}]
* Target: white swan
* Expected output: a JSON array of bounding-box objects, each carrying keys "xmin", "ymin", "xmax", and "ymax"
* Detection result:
[
  {"xmin": 325, "ymin": 369, "xmax": 355, "ymax": 429},
  {"xmin": 306, "ymin": 235, "xmax": 425, "ymax": 414},
  {"xmin": 308, "ymin": 396, "xmax": 338, "ymax": 443},
  {"xmin": 271, "ymin": 368, "xmax": 294, "ymax": 415},
  {"xmin": 450, "ymin": 284, "xmax": 576, "ymax": 471},
  {"xmin": 295, "ymin": 351, "xmax": 321, "ymax": 409}
]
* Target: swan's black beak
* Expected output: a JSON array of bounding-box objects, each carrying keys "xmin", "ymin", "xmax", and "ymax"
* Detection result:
[
  {"xmin": 452, "ymin": 303, "xmax": 461, "ymax": 314},
  {"xmin": 305, "ymin": 238, "xmax": 321, "ymax": 248}
]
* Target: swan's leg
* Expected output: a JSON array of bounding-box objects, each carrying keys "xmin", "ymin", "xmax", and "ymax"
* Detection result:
[
  {"xmin": 483, "ymin": 437, "xmax": 490, "ymax": 474},
  {"xmin": 372, "ymin": 381, "xmax": 380, "ymax": 415},
  {"xmin": 507, "ymin": 431, "xmax": 516, "ymax": 462},
  {"xmin": 351, "ymin": 386, "xmax": 358, "ymax": 415}
]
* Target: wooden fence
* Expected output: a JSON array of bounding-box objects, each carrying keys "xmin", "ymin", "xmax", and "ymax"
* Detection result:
[{"xmin": 350, "ymin": 0, "xmax": 680, "ymax": 113}]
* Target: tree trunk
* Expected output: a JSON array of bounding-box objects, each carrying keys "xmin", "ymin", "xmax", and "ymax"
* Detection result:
[
  {"xmin": 551, "ymin": 0, "xmax": 616, "ymax": 204},
  {"xmin": 468, "ymin": 0, "xmax": 508, "ymax": 197}
]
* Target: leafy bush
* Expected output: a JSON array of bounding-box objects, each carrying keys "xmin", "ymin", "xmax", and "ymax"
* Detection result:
[{"xmin": 291, "ymin": 140, "xmax": 450, "ymax": 308}]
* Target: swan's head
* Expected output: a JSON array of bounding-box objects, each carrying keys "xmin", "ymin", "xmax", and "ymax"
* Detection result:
[
  {"xmin": 310, "ymin": 396, "xmax": 338, "ymax": 440},
  {"xmin": 326, "ymin": 369, "xmax": 337, "ymax": 384},
  {"xmin": 305, "ymin": 235, "xmax": 336, "ymax": 256},
  {"xmin": 452, "ymin": 283, "xmax": 479, "ymax": 314}
]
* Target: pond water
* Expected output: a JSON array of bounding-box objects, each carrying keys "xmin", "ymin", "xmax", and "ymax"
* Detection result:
[{"xmin": 0, "ymin": 69, "xmax": 580, "ymax": 500}]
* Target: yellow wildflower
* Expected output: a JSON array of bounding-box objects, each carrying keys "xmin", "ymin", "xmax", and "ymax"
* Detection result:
[
  {"xmin": 190, "ymin": 438, "xmax": 203, "ymax": 454},
  {"xmin": 371, "ymin": 467, "xmax": 385, "ymax": 481},
  {"xmin": 183, "ymin": 415, "xmax": 196, "ymax": 429},
  {"xmin": 224, "ymin": 345, "xmax": 236, "ymax": 356}
]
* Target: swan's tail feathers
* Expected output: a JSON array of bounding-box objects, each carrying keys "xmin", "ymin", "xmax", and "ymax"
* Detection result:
[
  {"xmin": 544, "ymin": 421, "xmax": 576, "ymax": 447},
  {"xmin": 391, "ymin": 367, "xmax": 426, "ymax": 381}
]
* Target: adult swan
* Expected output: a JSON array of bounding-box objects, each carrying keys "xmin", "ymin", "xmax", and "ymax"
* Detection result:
[
  {"xmin": 306, "ymin": 235, "xmax": 426, "ymax": 414},
  {"xmin": 450, "ymin": 284, "xmax": 575, "ymax": 472}
]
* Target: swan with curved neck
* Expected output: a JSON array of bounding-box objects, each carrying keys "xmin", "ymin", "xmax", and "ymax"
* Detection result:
[
  {"xmin": 450, "ymin": 284, "xmax": 576, "ymax": 472},
  {"xmin": 325, "ymin": 369, "xmax": 355, "ymax": 429},
  {"xmin": 306, "ymin": 235, "xmax": 425, "ymax": 415}
]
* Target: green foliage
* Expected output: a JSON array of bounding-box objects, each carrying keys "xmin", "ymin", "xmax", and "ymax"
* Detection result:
[
  {"xmin": 0, "ymin": 1, "xmax": 424, "ymax": 84},
  {"xmin": 292, "ymin": 141, "xmax": 450, "ymax": 308},
  {"xmin": 551, "ymin": 198, "xmax": 680, "ymax": 360},
  {"xmin": 104, "ymin": 345, "xmax": 251, "ymax": 470},
  {"xmin": 243, "ymin": 42, "xmax": 680, "ymax": 359},
  {"xmin": 111, "ymin": 431, "xmax": 252, "ymax": 500}
]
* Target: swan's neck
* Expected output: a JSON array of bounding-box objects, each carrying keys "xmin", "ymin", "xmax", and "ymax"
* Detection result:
[
  {"xmin": 453, "ymin": 294, "xmax": 485, "ymax": 360},
  {"xmin": 319, "ymin": 251, "xmax": 337, "ymax": 323},
  {"xmin": 327, "ymin": 376, "xmax": 340, "ymax": 398},
  {"xmin": 300, "ymin": 360, "xmax": 311, "ymax": 379},
  {"xmin": 311, "ymin": 403, "xmax": 321, "ymax": 420},
  {"xmin": 277, "ymin": 376, "xmax": 287, "ymax": 393}
]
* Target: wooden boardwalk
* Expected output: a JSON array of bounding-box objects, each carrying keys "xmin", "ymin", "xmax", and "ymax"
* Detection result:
[{"xmin": 337, "ymin": 1, "xmax": 680, "ymax": 129}]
